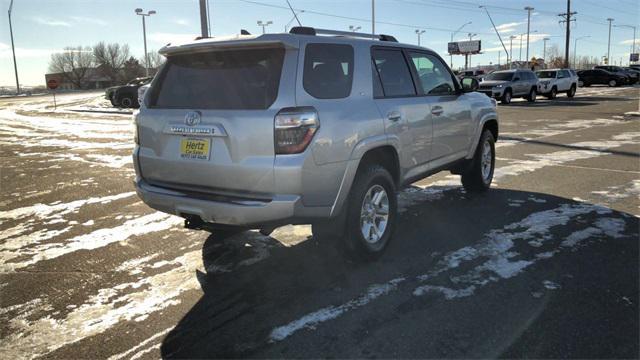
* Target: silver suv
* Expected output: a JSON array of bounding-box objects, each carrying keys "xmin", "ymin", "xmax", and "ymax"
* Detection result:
[
  {"xmin": 133, "ymin": 27, "xmax": 499, "ymax": 259},
  {"xmin": 478, "ymin": 69, "xmax": 539, "ymax": 104}
]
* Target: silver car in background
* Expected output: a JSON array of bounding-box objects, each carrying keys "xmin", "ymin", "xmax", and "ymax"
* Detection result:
[
  {"xmin": 133, "ymin": 27, "xmax": 499, "ymax": 259},
  {"xmin": 478, "ymin": 69, "xmax": 539, "ymax": 104}
]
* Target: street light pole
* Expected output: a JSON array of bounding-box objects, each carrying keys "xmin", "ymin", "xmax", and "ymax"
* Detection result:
[
  {"xmin": 614, "ymin": 24, "xmax": 637, "ymax": 64},
  {"xmin": 257, "ymin": 20, "xmax": 273, "ymax": 34},
  {"xmin": 466, "ymin": 33, "xmax": 477, "ymax": 70},
  {"xmin": 509, "ymin": 35, "xmax": 517, "ymax": 69},
  {"xmin": 8, "ymin": 0, "xmax": 20, "ymax": 94},
  {"xmin": 573, "ymin": 36, "xmax": 590, "ymax": 69},
  {"xmin": 449, "ymin": 21, "xmax": 472, "ymax": 68},
  {"xmin": 135, "ymin": 8, "xmax": 156, "ymax": 77},
  {"xmin": 415, "ymin": 29, "xmax": 425, "ymax": 46},
  {"xmin": 542, "ymin": 37, "xmax": 550, "ymax": 67},
  {"xmin": 371, "ymin": 0, "xmax": 375, "ymax": 35},
  {"xmin": 606, "ymin": 18, "xmax": 614, "ymax": 64},
  {"xmin": 525, "ymin": 6, "xmax": 534, "ymax": 66}
]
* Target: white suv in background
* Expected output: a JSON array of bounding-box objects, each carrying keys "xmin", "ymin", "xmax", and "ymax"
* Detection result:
[{"xmin": 535, "ymin": 69, "xmax": 578, "ymax": 99}]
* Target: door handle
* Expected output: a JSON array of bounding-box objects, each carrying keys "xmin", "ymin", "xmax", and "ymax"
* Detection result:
[
  {"xmin": 431, "ymin": 106, "xmax": 444, "ymax": 116},
  {"xmin": 387, "ymin": 111, "xmax": 402, "ymax": 122}
]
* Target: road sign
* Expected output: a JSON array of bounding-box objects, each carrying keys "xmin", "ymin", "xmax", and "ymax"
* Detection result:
[
  {"xmin": 448, "ymin": 40, "xmax": 482, "ymax": 55},
  {"xmin": 631, "ymin": 53, "xmax": 639, "ymax": 62},
  {"xmin": 47, "ymin": 79, "xmax": 59, "ymax": 90}
]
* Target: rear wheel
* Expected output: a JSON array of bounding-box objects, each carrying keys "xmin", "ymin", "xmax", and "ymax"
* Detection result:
[
  {"xmin": 546, "ymin": 86, "xmax": 557, "ymax": 99},
  {"xmin": 608, "ymin": 79, "xmax": 617, "ymax": 87},
  {"xmin": 501, "ymin": 89, "xmax": 512, "ymax": 104},
  {"xmin": 527, "ymin": 87, "xmax": 537, "ymax": 102},
  {"xmin": 119, "ymin": 96, "xmax": 134, "ymax": 108},
  {"xmin": 344, "ymin": 164, "xmax": 397, "ymax": 260},
  {"xmin": 462, "ymin": 130, "xmax": 495, "ymax": 193},
  {"xmin": 567, "ymin": 85, "xmax": 576, "ymax": 98}
]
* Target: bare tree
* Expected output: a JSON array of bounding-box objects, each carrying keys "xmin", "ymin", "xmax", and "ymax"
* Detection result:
[
  {"xmin": 93, "ymin": 42, "xmax": 130, "ymax": 83},
  {"xmin": 146, "ymin": 50, "xmax": 165, "ymax": 72},
  {"xmin": 49, "ymin": 46, "xmax": 94, "ymax": 89},
  {"xmin": 122, "ymin": 56, "xmax": 145, "ymax": 81}
]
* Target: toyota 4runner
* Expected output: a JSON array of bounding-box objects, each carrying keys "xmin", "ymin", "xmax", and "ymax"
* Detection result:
[
  {"xmin": 133, "ymin": 27, "xmax": 499, "ymax": 259},
  {"xmin": 535, "ymin": 69, "xmax": 578, "ymax": 99}
]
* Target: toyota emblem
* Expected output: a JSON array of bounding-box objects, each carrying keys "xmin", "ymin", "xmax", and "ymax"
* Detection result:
[{"xmin": 184, "ymin": 111, "xmax": 201, "ymax": 126}]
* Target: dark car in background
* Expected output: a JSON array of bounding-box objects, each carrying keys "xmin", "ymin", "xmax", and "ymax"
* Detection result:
[
  {"xmin": 577, "ymin": 69, "xmax": 627, "ymax": 87},
  {"xmin": 594, "ymin": 65, "xmax": 637, "ymax": 84},
  {"xmin": 105, "ymin": 77, "xmax": 153, "ymax": 108}
]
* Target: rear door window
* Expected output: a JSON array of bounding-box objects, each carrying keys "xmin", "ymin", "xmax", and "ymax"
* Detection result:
[
  {"xmin": 372, "ymin": 49, "xmax": 416, "ymax": 97},
  {"xmin": 150, "ymin": 48, "xmax": 284, "ymax": 109},
  {"xmin": 303, "ymin": 43, "xmax": 354, "ymax": 99}
]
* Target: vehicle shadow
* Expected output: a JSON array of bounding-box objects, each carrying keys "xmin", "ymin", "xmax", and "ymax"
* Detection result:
[
  {"xmin": 160, "ymin": 187, "xmax": 639, "ymax": 359},
  {"xmin": 499, "ymin": 136, "xmax": 640, "ymax": 158},
  {"xmin": 506, "ymin": 95, "xmax": 631, "ymax": 108}
]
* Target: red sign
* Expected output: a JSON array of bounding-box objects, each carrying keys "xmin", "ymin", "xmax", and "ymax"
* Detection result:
[{"xmin": 47, "ymin": 79, "xmax": 59, "ymax": 90}]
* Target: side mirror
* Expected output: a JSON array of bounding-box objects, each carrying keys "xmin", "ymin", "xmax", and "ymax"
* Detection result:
[{"xmin": 461, "ymin": 77, "xmax": 479, "ymax": 92}]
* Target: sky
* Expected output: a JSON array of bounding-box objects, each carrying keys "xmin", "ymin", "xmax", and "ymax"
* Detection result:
[{"xmin": 1, "ymin": 0, "xmax": 638, "ymax": 87}]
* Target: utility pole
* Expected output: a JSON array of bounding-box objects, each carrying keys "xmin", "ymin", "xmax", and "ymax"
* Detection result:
[
  {"xmin": 525, "ymin": 6, "xmax": 534, "ymax": 67},
  {"xmin": 135, "ymin": 8, "xmax": 156, "ymax": 77},
  {"xmin": 543, "ymin": 37, "xmax": 549, "ymax": 65},
  {"xmin": 371, "ymin": 0, "xmax": 375, "ymax": 35},
  {"xmin": 607, "ymin": 18, "xmax": 614, "ymax": 64},
  {"xmin": 199, "ymin": 0, "xmax": 208, "ymax": 37},
  {"xmin": 510, "ymin": 35, "xmax": 517, "ymax": 69},
  {"xmin": 558, "ymin": 0, "xmax": 576, "ymax": 68},
  {"xmin": 8, "ymin": 0, "xmax": 19, "ymax": 94},
  {"xmin": 519, "ymin": 33, "xmax": 524, "ymax": 62},
  {"xmin": 415, "ymin": 29, "xmax": 425, "ymax": 46}
]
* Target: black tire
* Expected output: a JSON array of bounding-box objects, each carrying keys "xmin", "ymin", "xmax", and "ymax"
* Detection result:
[
  {"xmin": 461, "ymin": 130, "xmax": 495, "ymax": 193},
  {"xmin": 527, "ymin": 87, "xmax": 537, "ymax": 102},
  {"xmin": 546, "ymin": 86, "xmax": 557, "ymax": 99},
  {"xmin": 119, "ymin": 96, "xmax": 134, "ymax": 108},
  {"xmin": 500, "ymin": 89, "xmax": 512, "ymax": 104},
  {"xmin": 567, "ymin": 85, "xmax": 576, "ymax": 98},
  {"xmin": 608, "ymin": 79, "xmax": 617, "ymax": 87},
  {"xmin": 344, "ymin": 164, "xmax": 397, "ymax": 260}
]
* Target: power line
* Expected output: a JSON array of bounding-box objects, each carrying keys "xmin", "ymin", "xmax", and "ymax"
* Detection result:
[{"xmin": 237, "ymin": 0, "xmax": 492, "ymax": 35}]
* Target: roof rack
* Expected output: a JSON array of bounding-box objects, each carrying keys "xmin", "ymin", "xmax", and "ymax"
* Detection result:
[{"xmin": 289, "ymin": 26, "xmax": 398, "ymax": 42}]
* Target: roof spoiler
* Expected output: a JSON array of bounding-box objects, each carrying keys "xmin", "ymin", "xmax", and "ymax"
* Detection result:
[{"xmin": 289, "ymin": 26, "xmax": 398, "ymax": 42}]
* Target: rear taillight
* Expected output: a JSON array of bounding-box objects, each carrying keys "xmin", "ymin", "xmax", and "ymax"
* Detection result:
[{"xmin": 274, "ymin": 107, "xmax": 319, "ymax": 154}]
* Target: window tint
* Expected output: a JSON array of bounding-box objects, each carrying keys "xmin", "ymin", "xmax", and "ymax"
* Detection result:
[
  {"xmin": 408, "ymin": 52, "xmax": 455, "ymax": 95},
  {"xmin": 536, "ymin": 71, "xmax": 557, "ymax": 78},
  {"xmin": 303, "ymin": 43, "xmax": 354, "ymax": 99},
  {"xmin": 558, "ymin": 70, "xmax": 569, "ymax": 78},
  {"xmin": 485, "ymin": 72, "xmax": 514, "ymax": 81},
  {"xmin": 151, "ymin": 48, "xmax": 284, "ymax": 109},
  {"xmin": 372, "ymin": 49, "xmax": 416, "ymax": 97}
]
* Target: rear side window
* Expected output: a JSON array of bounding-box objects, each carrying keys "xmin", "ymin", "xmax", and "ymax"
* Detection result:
[
  {"xmin": 372, "ymin": 49, "xmax": 416, "ymax": 97},
  {"xmin": 303, "ymin": 44, "xmax": 354, "ymax": 99},
  {"xmin": 150, "ymin": 48, "xmax": 284, "ymax": 109}
]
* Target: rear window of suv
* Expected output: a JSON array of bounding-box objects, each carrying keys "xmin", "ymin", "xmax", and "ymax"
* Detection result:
[
  {"xmin": 303, "ymin": 43, "xmax": 354, "ymax": 99},
  {"xmin": 149, "ymin": 47, "xmax": 284, "ymax": 109}
]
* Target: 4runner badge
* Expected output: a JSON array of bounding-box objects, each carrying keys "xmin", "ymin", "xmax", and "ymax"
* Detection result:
[{"xmin": 184, "ymin": 111, "xmax": 201, "ymax": 126}]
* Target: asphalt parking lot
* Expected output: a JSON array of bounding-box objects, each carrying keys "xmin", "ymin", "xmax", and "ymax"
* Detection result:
[{"xmin": 1, "ymin": 86, "xmax": 638, "ymax": 359}]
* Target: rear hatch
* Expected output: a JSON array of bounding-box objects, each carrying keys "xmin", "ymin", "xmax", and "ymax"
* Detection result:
[{"xmin": 136, "ymin": 40, "xmax": 297, "ymax": 198}]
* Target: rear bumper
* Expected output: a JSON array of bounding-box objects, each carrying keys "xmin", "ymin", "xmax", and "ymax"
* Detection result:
[{"xmin": 135, "ymin": 178, "xmax": 331, "ymax": 227}]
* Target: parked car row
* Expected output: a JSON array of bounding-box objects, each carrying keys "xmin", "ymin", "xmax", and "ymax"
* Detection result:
[{"xmin": 577, "ymin": 66, "xmax": 640, "ymax": 87}]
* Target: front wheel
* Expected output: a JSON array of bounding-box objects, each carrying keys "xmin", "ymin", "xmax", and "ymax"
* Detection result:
[
  {"xmin": 119, "ymin": 96, "xmax": 134, "ymax": 108},
  {"xmin": 527, "ymin": 88, "xmax": 537, "ymax": 102},
  {"xmin": 345, "ymin": 164, "xmax": 397, "ymax": 260},
  {"xmin": 567, "ymin": 85, "xmax": 576, "ymax": 98},
  {"xmin": 501, "ymin": 89, "xmax": 512, "ymax": 104},
  {"xmin": 462, "ymin": 130, "xmax": 495, "ymax": 193},
  {"xmin": 546, "ymin": 87, "xmax": 557, "ymax": 99},
  {"xmin": 608, "ymin": 79, "xmax": 617, "ymax": 87}
]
